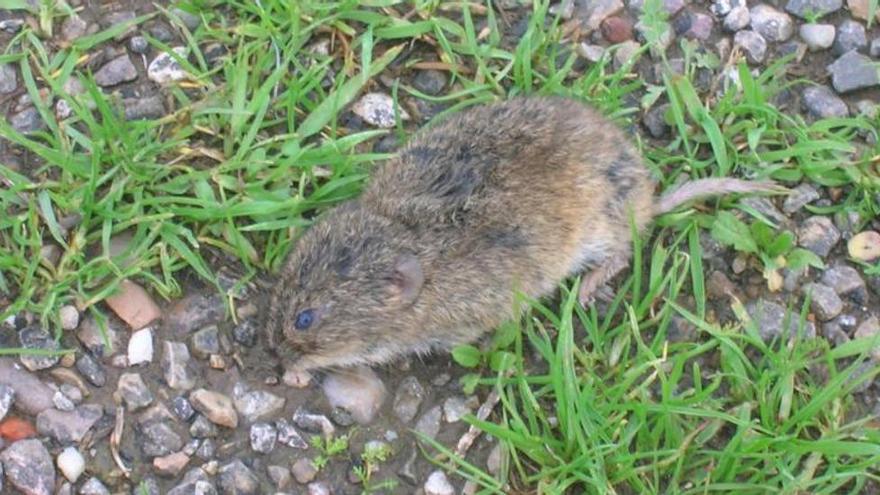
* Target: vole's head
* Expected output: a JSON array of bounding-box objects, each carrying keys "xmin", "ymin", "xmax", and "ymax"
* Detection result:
[{"xmin": 268, "ymin": 205, "xmax": 426, "ymax": 370}]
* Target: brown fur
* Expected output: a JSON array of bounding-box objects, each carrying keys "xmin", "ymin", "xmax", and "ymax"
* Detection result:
[{"xmin": 267, "ymin": 96, "xmax": 780, "ymax": 370}]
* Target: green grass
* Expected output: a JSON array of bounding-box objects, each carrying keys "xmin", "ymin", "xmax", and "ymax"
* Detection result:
[{"xmin": 2, "ymin": 0, "xmax": 880, "ymax": 492}]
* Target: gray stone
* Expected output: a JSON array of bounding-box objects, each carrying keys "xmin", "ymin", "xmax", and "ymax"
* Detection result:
[
  {"xmin": 218, "ymin": 459, "xmax": 259, "ymax": 495},
  {"xmin": 142, "ymin": 421, "xmax": 184, "ymax": 457},
  {"xmin": 803, "ymin": 85, "xmax": 848, "ymax": 119},
  {"xmin": 750, "ymin": 4, "xmax": 794, "ymax": 42},
  {"xmin": 123, "ymin": 96, "xmax": 166, "ymax": 120},
  {"xmin": 740, "ymin": 196, "xmax": 787, "ymax": 225},
  {"xmin": 827, "ymin": 50, "xmax": 880, "ymax": 93},
  {"xmin": 17, "ymin": 326, "xmax": 59, "ymax": 371},
  {"xmin": 195, "ymin": 439, "xmax": 216, "ymax": 460},
  {"xmin": 783, "ymin": 183, "xmax": 820, "ymax": 213},
  {"xmin": 804, "ymin": 283, "xmax": 843, "ymax": 321},
  {"xmin": 190, "ymin": 414, "xmax": 218, "ymax": 438},
  {"xmin": 52, "ymin": 390, "xmax": 75, "ymax": 412},
  {"xmin": 129, "ymin": 36, "xmax": 149, "ymax": 54},
  {"xmin": 58, "ymin": 305, "xmax": 79, "ymax": 331},
  {"xmin": 734, "ymin": 30, "xmax": 767, "ymax": 64},
  {"xmin": 75, "ymin": 352, "xmax": 106, "ymax": 387},
  {"xmin": 308, "ymin": 481, "xmax": 331, "ymax": 495},
  {"xmin": 191, "ymin": 325, "xmax": 221, "ymax": 358},
  {"xmin": 723, "ymin": 6, "xmax": 750, "ymax": 32},
  {"xmin": 163, "ymin": 341, "xmax": 197, "ymax": 391},
  {"xmin": 60, "ymin": 15, "xmax": 87, "ymax": 42},
  {"xmin": 231, "ymin": 320, "xmax": 256, "ymax": 347},
  {"xmin": 76, "ymin": 316, "xmax": 122, "ymax": 358},
  {"xmin": 393, "ymin": 376, "xmax": 425, "ymax": 423},
  {"xmin": 785, "ymin": 0, "xmax": 842, "ymax": 18},
  {"xmin": 233, "ymin": 385, "xmax": 285, "ymax": 423},
  {"xmin": 172, "ymin": 396, "xmax": 195, "ymax": 421},
  {"xmin": 412, "ymin": 69, "xmax": 447, "ymax": 95},
  {"xmin": 172, "ymin": 8, "xmax": 201, "ymax": 30},
  {"xmin": 643, "ymin": 103, "xmax": 670, "ymax": 138},
  {"xmin": 833, "ymin": 20, "xmax": 867, "ymax": 56},
  {"xmin": 424, "ymin": 470, "xmax": 455, "ymax": 495},
  {"xmin": 746, "ymin": 299, "xmax": 816, "ymax": 341},
  {"xmin": 576, "ymin": 43, "xmax": 605, "ymax": 63},
  {"xmin": 36, "ymin": 404, "xmax": 102, "ymax": 443},
  {"xmin": 267, "ymin": 465, "xmax": 291, "ymax": 490},
  {"xmin": 821, "ymin": 265, "xmax": 868, "ymax": 303},
  {"xmin": 797, "ymin": 216, "xmax": 841, "ymax": 257},
  {"xmin": 415, "ymin": 405, "xmax": 442, "ymax": 440},
  {"xmin": 799, "ymin": 23, "xmax": 835, "ymax": 51},
  {"xmin": 0, "ymin": 439, "xmax": 54, "ymax": 495},
  {"xmin": 118, "ymin": 372, "xmax": 153, "ymax": 410},
  {"xmin": 191, "ymin": 389, "xmax": 238, "ymax": 428},
  {"xmin": 854, "ymin": 316, "xmax": 880, "ymax": 359},
  {"xmin": 673, "ymin": 12, "xmax": 714, "ymax": 41},
  {"xmin": 79, "ymin": 477, "xmax": 110, "ymax": 495},
  {"xmin": 275, "ymin": 419, "xmax": 308, "ymax": 449},
  {"xmin": 576, "ymin": 0, "xmax": 625, "ymax": 30},
  {"xmin": 0, "ymin": 19, "xmax": 24, "ymax": 33},
  {"xmin": 249, "ymin": 422, "xmax": 277, "ymax": 453},
  {"xmin": 0, "ymin": 358, "xmax": 54, "ymax": 415},
  {"xmin": 291, "ymin": 458, "xmax": 318, "ymax": 484},
  {"xmin": 443, "ymin": 396, "xmax": 475, "ymax": 423},
  {"xmin": 0, "ymin": 383, "xmax": 13, "ymax": 420},
  {"xmin": 94, "ymin": 55, "xmax": 138, "ymax": 87},
  {"xmin": 871, "ymin": 38, "xmax": 880, "ymax": 58},
  {"xmin": 0, "ymin": 64, "xmax": 17, "ymax": 94}
]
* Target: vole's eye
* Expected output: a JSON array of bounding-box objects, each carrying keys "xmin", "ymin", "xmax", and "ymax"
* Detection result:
[{"xmin": 294, "ymin": 309, "xmax": 316, "ymax": 331}]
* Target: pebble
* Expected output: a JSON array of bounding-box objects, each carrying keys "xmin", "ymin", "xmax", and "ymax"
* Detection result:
[
  {"xmin": 0, "ymin": 63, "xmax": 16, "ymax": 94},
  {"xmin": 613, "ymin": 40, "xmax": 642, "ymax": 69},
  {"xmin": 293, "ymin": 407, "xmax": 335, "ymax": 438},
  {"xmin": 233, "ymin": 385, "xmax": 285, "ymax": 423},
  {"xmin": 57, "ymin": 446, "xmax": 85, "ymax": 483},
  {"xmin": 821, "ymin": 266, "xmax": 868, "ymax": 302},
  {"xmin": 849, "ymin": 231, "xmax": 880, "ymax": 261},
  {"xmin": 393, "ymin": 376, "xmax": 425, "ymax": 423},
  {"xmin": 218, "ymin": 459, "xmax": 260, "ymax": 495},
  {"xmin": 487, "ymin": 443, "xmax": 505, "ymax": 475},
  {"xmin": 118, "ymin": 372, "xmax": 154, "ymax": 410},
  {"xmin": 232, "ymin": 319, "xmax": 257, "ymax": 347},
  {"xmin": 643, "ymin": 103, "xmax": 670, "ymax": 138},
  {"xmin": 351, "ymin": 92, "xmax": 410, "ymax": 128},
  {"xmin": 785, "ymin": 0, "xmax": 842, "ymax": 18},
  {"xmin": 711, "ymin": 0, "xmax": 738, "ymax": 16},
  {"xmin": 75, "ymin": 352, "xmax": 106, "ymax": 386},
  {"xmin": 276, "ymin": 419, "xmax": 309, "ymax": 449},
  {"xmin": 123, "ymin": 96, "xmax": 166, "ymax": 120},
  {"xmin": 321, "ymin": 366, "xmax": 386, "ymax": 425},
  {"xmin": 734, "ymin": 30, "xmax": 767, "ymax": 64},
  {"xmin": 750, "ymin": 5, "xmax": 794, "ymax": 42},
  {"xmin": 576, "ymin": 43, "xmax": 606, "ymax": 63},
  {"xmin": 142, "ymin": 421, "xmax": 184, "ymax": 457},
  {"xmin": 153, "ymin": 452, "xmax": 190, "ymax": 477},
  {"xmin": 105, "ymin": 10, "xmax": 137, "ymax": 39},
  {"xmin": 424, "ymin": 470, "xmax": 455, "ymax": 495},
  {"xmin": 724, "ymin": 7, "xmax": 751, "ymax": 32},
  {"xmin": 165, "ymin": 293, "xmax": 225, "ymax": 336},
  {"xmin": 105, "ymin": 279, "xmax": 162, "ymax": 329},
  {"xmin": 849, "ymin": 0, "xmax": 880, "ymax": 20},
  {"xmin": 0, "ymin": 19, "xmax": 24, "ymax": 33},
  {"xmin": 833, "ymin": 20, "xmax": 867, "ymax": 56},
  {"xmin": 10, "ymin": 107, "xmax": 46, "ymax": 134},
  {"xmin": 803, "ymin": 85, "xmax": 848, "ymax": 119},
  {"xmin": 190, "ymin": 389, "xmax": 238, "ymax": 428},
  {"xmin": 746, "ymin": 299, "xmax": 816, "ymax": 341},
  {"xmin": 675, "ymin": 12, "xmax": 714, "ymax": 41},
  {"xmin": 76, "ymin": 317, "xmax": 122, "ymax": 358},
  {"xmin": 58, "ymin": 305, "xmax": 79, "ymax": 331},
  {"xmin": 291, "ymin": 458, "xmax": 318, "ymax": 484},
  {"xmin": 190, "ymin": 414, "xmax": 218, "ymax": 438},
  {"xmin": 804, "ymin": 283, "xmax": 843, "ymax": 321},
  {"xmin": 799, "ymin": 23, "xmax": 835, "ymax": 51},
  {"xmin": 783, "ymin": 184, "xmax": 820, "ymax": 213},
  {"xmin": 798, "ymin": 216, "xmax": 841, "ymax": 257},
  {"xmin": 412, "ymin": 69, "xmax": 448, "ymax": 95},
  {"xmin": 330, "ymin": 406, "xmax": 355, "ymax": 426},
  {"xmin": 827, "ymin": 51, "xmax": 880, "ymax": 93},
  {"xmin": 128, "ymin": 327, "xmax": 154, "ymax": 365},
  {"xmin": 148, "ymin": 47, "xmax": 189, "ymax": 84},
  {"xmin": 80, "ymin": 477, "xmax": 110, "ymax": 495},
  {"xmin": 855, "ymin": 317, "xmax": 880, "ymax": 357},
  {"xmin": 443, "ymin": 396, "xmax": 475, "ymax": 423},
  {"xmin": 741, "ymin": 196, "xmax": 787, "ymax": 225},
  {"xmin": 268, "ymin": 465, "xmax": 291, "ymax": 489},
  {"xmin": 129, "ymin": 36, "xmax": 149, "ymax": 54},
  {"xmin": 578, "ymin": 0, "xmax": 624, "ymax": 30},
  {"xmin": 0, "ymin": 439, "xmax": 55, "ymax": 495},
  {"xmin": 18, "ymin": 326, "xmax": 60, "ymax": 371},
  {"xmin": 0, "ymin": 384, "xmax": 13, "ymax": 420},
  {"xmin": 600, "ymin": 16, "xmax": 634, "ymax": 43},
  {"xmin": 415, "ymin": 405, "xmax": 443, "ymax": 440},
  {"xmin": 249, "ymin": 422, "xmax": 277, "ymax": 453},
  {"xmin": 0, "ymin": 359, "xmax": 54, "ymax": 415},
  {"xmin": 94, "ymin": 55, "xmax": 138, "ymax": 87},
  {"xmin": 162, "ymin": 341, "xmax": 197, "ymax": 390},
  {"xmin": 172, "ymin": 8, "xmax": 201, "ymax": 30},
  {"xmin": 52, "ymin": 390, "xmax": 75, "ymax": 411},
  {"xmin": 191, "ymin": 325, "xmax": 221, "ymax": 358},
  {"xmin": 308, "ymin": 481, "xmax": 332, "ymax": 495},
  {"xmin": 172, "ymin": 396, "xmax": 195, "ymax": 421},
  {"xmin": 60, "ymin": 15, "xmax": 88, "ymax": 42}
]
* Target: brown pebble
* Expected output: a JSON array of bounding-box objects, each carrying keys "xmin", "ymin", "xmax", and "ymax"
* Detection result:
[{"xmin": 600, "ymin": 16, "xmax": 633, "ymax": 43}]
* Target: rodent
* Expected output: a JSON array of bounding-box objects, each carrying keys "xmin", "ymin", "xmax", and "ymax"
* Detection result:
[{"xmin": 267, "ymin": 96, "xmax": 781, "ymax": 371}]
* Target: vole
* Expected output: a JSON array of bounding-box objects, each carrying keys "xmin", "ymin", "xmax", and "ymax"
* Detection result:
[{"xmin": 267, "ymin": 96, "xmax": 781, "ymax": 371}]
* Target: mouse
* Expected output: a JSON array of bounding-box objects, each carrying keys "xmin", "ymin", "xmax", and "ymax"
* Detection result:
[{"xmin": 266, "ymin": 95, "xmax": 783, "ymax": 371}]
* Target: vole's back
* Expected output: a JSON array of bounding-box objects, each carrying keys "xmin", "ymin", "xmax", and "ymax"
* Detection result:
[{"xmin": 361, "ymin": 97, "xmax": 653, "ymax": 330}]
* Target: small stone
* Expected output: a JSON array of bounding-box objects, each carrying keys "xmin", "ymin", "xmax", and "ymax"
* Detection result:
[
  {"xmin": 268, "ymin": 465, "xmax": 291, "ymax": 489},
  {"xmin": 734, "ymin": 30, "xmax": 767, "ymax": 64},
  {"xmin": 321, "ymin": 366, "xmax": 386, "ymax": 425},
  {"xmin": 58, "ymin": 305, "xmax": 79, "ymax": 331},
  {"xmin": 105, "ymin": 10, "xmax": 137, "ymax": 39},
  {"xmin": 576, "ymin": 43, "xmax": 606, "ymax": 63},
  {"xmin": 153, "ymin": 452, "xmax": 190, "ymax": 477},
  {"xmin": 56, "ymin": 446, "xmax": 85, "ymax": 483},
  {"xmin": 871, "ymin": 38, "xmax": 880, "ymax": 57},
  {"xmin": 52, "ymin": 390, "xmax": 75, "ymax": 412},
  {"xmin": 723, "ymin": 6, "xmax": 751, "ymax": 32},
  {"xmin": 803, "ymin": 86, "xmax": 848, "ymax": 119},
  {"xmin": 129, "ymin": 35, "xmax": 149, "ymax": 54},
  {"xmin": 415, "ymin": 405, "xmax": 442, "ymax": 440},
  {"xmin": 393, "ymin": 376, "xmax": 425, "ymax": 423},
  {"xmin": 276, "ymin": 419, "xmax": 308, "ymax": 449},
  {"xmin": 821, "ymin": 265, "xmax": 868, "ymax": 302},
  {"xmin": 77, "ymin": 317, "xmax": 122, "ymax": 358},
  {"xmin": 827, "ymin": 51, "xmax": 880, "ymax": 93},
  {"xmin": 711, "ymin": 0, "xmax": 738, "ymax": 16},
  {"xmin": 798, "ymin": 216, "xmax": 841, "ymax": 257},
  {"xmin": 105, "ymin": 279, "xmax": 162, "ymax": 330},
  {"xmin": 740, "ymin": 196, "xmax": 787, "ymax": 225},
  {"xmin": 293, "ymin": 407, "xmax": 335, "ymax": 438},
  {"xmin": 128, "ymin": 327, "xmax": 154, "ymax": 365},
  {"xmin": 351, "ymin": 92, "xmax": 410, "ymax": 128},
  {"xmin": 0, "ymin": 359, "xmax": 54, "ymax": 415},
  {"xmin": 190, "ymin": 389, "xmax": 238, "ymax": 428},
  {"xmin": 75, "ymin": 352, "xmax": 105, "ymax": 386},
  {"xmin": 18, "ymin": 326, "xmax": 60, "ymax": 371},
  {"xmin": 166, "ymin": 293, "xmax": 226, "ymax": 336},
  {"xmin": 487, "ymin": 443, "xmax": 505, "ymax": 475},
  {"xmin": 282, "ymin": 367, "xmax": 312, "ymax": 388},
  {"xmin": 783, "ymin": 183, "xmax": 820, "ymax": 213},
  {"xmin": 162, "ymin": 341, "xmax": 196, "ymax": 391},
  {"xmin": 94, "ymin": 55, "xmax": 138, "ymax": 87},
  {"xmin": 0, "ymin": 439, "xmax": 55, "ymax": 495},
  {"xmin": 577, "ymin": 0, "xmax": 625, "ymax": 30},
  {"xmin": 849, "ymin": 0, "xmax": 880, "ymax": 21},
  {"xmin": 191, "ymin": 325, "xmax": 221, "ymax": 358},
  {"xmin": 172, "ymin": 396, "xmax": 195, "ymax": 421},
  {"xmin": 308, "ymin": 481, "xmax": 331, "ymax": 495},
  {"xmin": 142, "ymin": 421, "xmax": 184, "ymax": 457},
  {"xmin": 804, "ymin": 283, "xmax": 843, "ymax": 321},
  {"xmin": 0, "ymin": 19, "xmax": 24, "ymax": 33},
  {"xmin": 60, "ymin": 15, "xmax": 88, "ymax": 42},
  {"xmin": 613, "ymin": 40, "xmax": 642, "ymax": 69},
  {"xmin": 172, "ymin": 8, "xmax": 201, "ymax": 30},
  {"xmin": 79, "ymin": 477, "xmax": 110, "ymax": 495},
  {"xmin": 330, "ymin": 406, "xmax": 355, "ymax": 426},
  {"xmin": 0, "ymin": 64, "xmax": 17, "ymax": 94},
  {"xmin": 190, "ymin": 414, "xmax": 218, "ymax": 438},
  {"xmin": 118, "ymin": 372, "xmax": 154, "ymax": 410},
  {"xmin": 833, "ymin": 20, "xmax": 867, "ymax": 56},
  {"xmin": 123, "ymin": 96, "xmax": 166, "ymax": 120},
  {"xmin": 600, "ymin": 16, "xmax": 633, "ymax": 43},
  {"xmin": 855, "ymin": 316, "xmax": 880, "ymax": 359},
  {"xmin": 218, "ymin": 459, "xmax": 259, "ymax": 495},
  {"xmin": 443, "ymin": 396, "xmax": 474, "ymax": 423},
  {"xmin": 849, "ymin": 231, "xmax": 880, "ymax": 261},
  {"xmin": 746, "ymin": 299, "xmax": 816, "ymax": 341},
  {"xmin": 233, "ymin": 385, "xmax": 285, "ymax": 423},
  {"xmin": 249, "ymin": 422, "xmax": 277, "ymax": 453},
  {"xmin": 0, "ymin": 384, "xmax": 13, "ymax": 420},
  {"xmin": 424, "ymin": 470, "xmax": 455, "ymax": 495},
  {"xmin": 785, "ymin": 0, "xmax": 842, "ymax": 18},
  {"xmin": 412, "ymin": 69, "xmax": 447, "ymax": 95},
  {"xmin": 148, "ymin": 47, "xmax": 189, "ymax": 84},
  {"xmin": 799, "ymin": 23, "xmax": 835, "ymax": 51},
  {"xmin": 231, "ymin": 319, "xmax": 257, "ymax": 347},
  {"xmin": 750, "ymin": 5, "xmax": 794, "ymax": 42},
  {"xmin": 291, "ymin": 458, "xmax": 318, "ymax": 484},
  {"xmin": 10, "ymin": 107, "xmax": 46, "ymax": 134},
  {"xmin": 195, "ymin": 439, "xmax": 216, "ymax": 461}
]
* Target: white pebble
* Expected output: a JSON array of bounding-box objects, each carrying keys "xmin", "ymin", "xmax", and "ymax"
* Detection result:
[
  {"xmin": 321, "ymin": 366, "xmax": 387, "ymax": 425},
  {"xmin": 59, "ymin": 305, "xmax": 79, "ymax": 330},
  {"xmin": 424, "ymin": 470, "xmax": 455, "ymax": 495},
  {"xmin": 351, "ymin": 92, "xmax": 410, "ymax": 128},
  {"xmin": 57, "ymin": 446, "xmax": 85, "ymax": 482},
  {"xmin": 128, "ymin": 327, "xmax": 154, "ymax": 365}
]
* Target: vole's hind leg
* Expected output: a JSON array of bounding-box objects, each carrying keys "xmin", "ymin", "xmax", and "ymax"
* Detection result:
[{"xmin": 578, "ymin": 250, "xmax": 631, "ymax": 306}]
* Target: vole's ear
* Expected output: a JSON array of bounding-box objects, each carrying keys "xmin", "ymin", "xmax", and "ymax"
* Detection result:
[{"xmin": 388, "ymin": 252, "xmax": 424, "ymax": 306}]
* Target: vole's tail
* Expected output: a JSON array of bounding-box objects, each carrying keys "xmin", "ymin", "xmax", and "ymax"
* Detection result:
[{"xmin": 656, "ymin": 178, "xmax": 787, "ymax": 216}]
